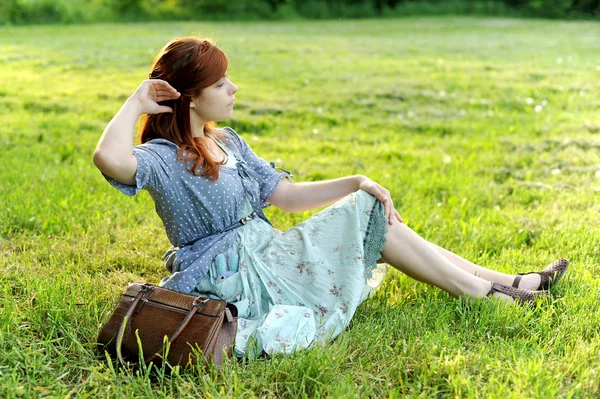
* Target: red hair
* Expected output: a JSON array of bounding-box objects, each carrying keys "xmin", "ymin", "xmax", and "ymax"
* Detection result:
[{"xmin": 140, "ymin": 37, "xmax": 229, "ymax": 181}]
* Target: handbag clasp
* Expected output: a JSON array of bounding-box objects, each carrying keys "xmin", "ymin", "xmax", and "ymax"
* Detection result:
[{"xmin": 193, "ymin": 295, "xmax": 209, "ymax": 306}]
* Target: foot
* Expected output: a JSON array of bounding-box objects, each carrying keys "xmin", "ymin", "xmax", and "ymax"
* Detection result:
[
  {"xmin": 513, "ymin": 273, "xmax": 542, "ymax": 291},
  {"xmin": 486, "ymin": 282, "xmax": 547, "ymax": 305},
  {"xmin": 512, "ymin": 258, "xmax": 569, "ymax": 291}
]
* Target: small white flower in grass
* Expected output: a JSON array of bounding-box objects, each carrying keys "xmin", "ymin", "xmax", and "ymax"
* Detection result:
[
  {"xmin": 316, "ymin": 107, "xmax": 323, "ymax": 114},
  {"xmin": 556, "ymin": 57, "xmax": 563, "ymax": 64},
  {"xmin": 596, "ymin": 66, "xmax": 600, "ymax": 71},
  {"xmin": 526, "ymin": 98, "xmax": 534, "ymax": 105},
  {"xmin": 551, "ymin": 169, "xmax": 561, "ymax": 175},
  {"xmin": 312, "ymin": 129, "xmax": 319, "ymax": 135},
  {"xmin": 534, "ymin": 105, "xmax": 543, "ymax": 113},
  {"xmin": 29, "ymin": 217, "xmax": 35, "ymax": 222},
  {"xmin": 442, "ymin": 155, "xmax": 451, "ymax": 164},
  {"xmin": 437, "ymin": 58, "xmax": 445, "ymax": 64},
  {"xmin": 459, "ymin": 109, "xmax": 467, "ymax": 116},
  {"xmin": 541, "ymin": 99, "xmax": 548, "ymax": 106},
  {"xmin": 579, "ymin": 90, "xmax": 585, "ymax": 96},
  {"xmin": 494, "ymin": 205, "xmax": 501, "ymax": 211},
  {"xmin": 595, "ymin": 170, "xmax": 600, "ymax": 178},
  {"xmin": 439, "ymin": 91, "xmax": 447, "ymax": 98},
  {"xmin": 251, "ymin": 136, "xmax": 259, "ymax": 142},
  {"xmin": 487, "ymin": 110, "xmax": 494, "ymax": 117},
  {"xmin": 407, "ymin": 110, "xmax": 415, "ymax": 117}
]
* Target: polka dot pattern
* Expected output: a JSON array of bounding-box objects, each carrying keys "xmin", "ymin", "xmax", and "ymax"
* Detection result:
[{"xmin": 103, "ymin": 127, "xmax": 291, "ymax": 293}]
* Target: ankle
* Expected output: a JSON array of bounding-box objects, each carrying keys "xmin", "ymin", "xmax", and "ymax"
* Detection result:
[
  {"xmin": 516, "ymin": 274, "xmax": 541, "ymax": 290},
  {"xmin": 461, "ymin": 280, "xmax": 493, "ymax": 299}
]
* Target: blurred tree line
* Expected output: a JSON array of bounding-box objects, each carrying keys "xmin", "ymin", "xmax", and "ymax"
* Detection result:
[{"xmin": 1, "ymin": 0, "xmax": 598, "ymax": 25}]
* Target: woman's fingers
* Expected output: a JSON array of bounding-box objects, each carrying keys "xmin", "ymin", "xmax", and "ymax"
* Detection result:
[
  {"xmin": 151, "ymin": 80, "xmax": 179, "ymax": 95},
  {"xmin": 153, "ymin": 87, "xmax": 174, "ymax": 94},
  {"xmin": 361, "ymin": 179, "xmax": 401, "ymax": 225},
  {"xmin": 144, "ymin": 81, "xmax": 180, "ymax": 111},
  {"xmin": 148, "ymin": 78, "xmax": 176, "ymax": 89},
  {"xmin": 154, "ymin": 85, "xmax": 178, "ymax": 94},
  {"xmin": 377, "ymin": 185, "xmax": 395, "ymax": 224},
  {"xmin": 395, "ymin": 209, "xmax": 403, "ymax": 223},
  {"xmin": 130, "ymin": 80, "xmax": 178, "ymax": 115},
  {"xmin": 384, "ymin": 190, "xmax": 395, "ymax": 224},
  {"xmin": 153, "ymin": 88, "xmax": 180, "ymax": 100},
  {"xmin": 369, "ymin": 183, "xmax": 392, "ymax": 224},
  {"xmin": 155, "ymin": 94, "xmax": 180, "ymax": 102},
  {"xmin": 154, "ymin": 105, "xmax": 174, "ymax": 114},
  {"xmin": 145, "ymin": 80, "xmax": 180, "ymax": 102}
]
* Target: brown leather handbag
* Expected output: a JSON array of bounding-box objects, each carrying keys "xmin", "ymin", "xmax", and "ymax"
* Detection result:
[{"xmin": 97, "ymin": 283, "xmax": 237, "ymax": 369}]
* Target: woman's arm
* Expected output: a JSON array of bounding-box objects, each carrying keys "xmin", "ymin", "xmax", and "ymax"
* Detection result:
[
  {"xmin": 93, "ymin": 98, "xmax": 142, "ymax": 184},
  {"xmin": 93, "ymin": 79, "xmax": 180, "ymax": 185},
  {"xmin": 269, "ymin": 175, "xmax": 364, "ymax": 212},
  {"xmin": 268, "ymin": 175, "xmax": 403, "ymax": 225}
]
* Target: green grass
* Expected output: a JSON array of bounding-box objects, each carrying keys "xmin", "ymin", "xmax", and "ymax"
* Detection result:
[{"xmin": 1, "ymin": 16, "xmax": 600, "ymax": 398}]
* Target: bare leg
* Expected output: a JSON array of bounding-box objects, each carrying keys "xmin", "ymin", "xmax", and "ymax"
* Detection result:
[
  {"xmin": 429, "ymin": 243, "xmax": 541, "ymax": 290},
  {"xmin": 380, "ymin": 222, "xmax": 494, "ymax": 299}
]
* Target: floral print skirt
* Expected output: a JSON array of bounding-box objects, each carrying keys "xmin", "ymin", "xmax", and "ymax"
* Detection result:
[{"xmin": 193, "ymin": 189, "xmax": 389, "ymax": 358}]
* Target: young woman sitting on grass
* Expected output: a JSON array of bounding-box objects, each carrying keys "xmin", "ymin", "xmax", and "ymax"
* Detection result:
[{"xmin": 93, "ymin": 37, "xmax": 569, "ymax": 358}]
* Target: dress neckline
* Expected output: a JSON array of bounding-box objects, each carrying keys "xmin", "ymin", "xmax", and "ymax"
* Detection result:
[
  {"xmin": 144, "ymin": 133, "xmax": 240, "ymax": 174},
  {"xmin": 208, "ymin": 135, "xmax": 238, "ymax": 168}
]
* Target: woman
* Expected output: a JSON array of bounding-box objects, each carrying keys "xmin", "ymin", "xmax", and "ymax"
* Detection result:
[{"xmin": 93, "ymin": 37, "xmax": 568, "ymax": 358}]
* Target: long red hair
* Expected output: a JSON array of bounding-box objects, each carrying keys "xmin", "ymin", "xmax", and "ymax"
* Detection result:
[{"xmin": 140, "ymin": 37, "xmax": 228, "ymax": 181}]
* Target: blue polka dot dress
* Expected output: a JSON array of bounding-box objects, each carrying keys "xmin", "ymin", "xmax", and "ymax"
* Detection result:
[{"xmin": 103, "ymin": 127, "xmax": 389, "ymax": 357}]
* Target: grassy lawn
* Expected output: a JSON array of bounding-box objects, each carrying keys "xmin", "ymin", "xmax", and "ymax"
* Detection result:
[{"xmin": 1, "ymin": 16, "xmax": 599, "ymax": 398}]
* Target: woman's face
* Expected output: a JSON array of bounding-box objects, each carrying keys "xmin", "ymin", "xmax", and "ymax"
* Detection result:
[{"xmin": 190, "ymin": 74, "xmax": 238, "ymax": 124}]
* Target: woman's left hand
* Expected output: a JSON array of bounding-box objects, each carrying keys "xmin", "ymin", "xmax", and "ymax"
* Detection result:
[{"xmin": 358, "ymin": 176, "xmax": 404, "ymax": 225}]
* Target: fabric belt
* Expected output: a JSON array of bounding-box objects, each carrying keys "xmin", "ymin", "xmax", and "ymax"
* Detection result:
[
  {"xmin": 221, "ymin": 211, "xmax": 258, "ymax": 232},
  {"xmin": 183, "ymin": 211, "xmax": 258, "ymax": 248},
  {"xmin": 163, "ymin": 210, "xmax": 259, "ymax": 274}
]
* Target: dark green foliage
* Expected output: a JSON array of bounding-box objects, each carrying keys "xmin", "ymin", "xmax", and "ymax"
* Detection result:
[{"xmin": 0, "ymin": 0, "xmax": 599, "ymax": 25}]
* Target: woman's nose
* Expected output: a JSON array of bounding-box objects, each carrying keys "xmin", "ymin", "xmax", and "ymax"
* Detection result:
[{"xmin": 230, "ymin": 83, "xmax": 238, "ymax": 94}]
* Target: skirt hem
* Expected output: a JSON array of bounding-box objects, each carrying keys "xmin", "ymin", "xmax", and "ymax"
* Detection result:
[{"xmin": 363, "ymin": 198, "xmax": 388, "ymax": 280}]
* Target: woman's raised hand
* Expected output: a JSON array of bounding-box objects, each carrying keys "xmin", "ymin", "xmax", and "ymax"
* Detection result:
[
  {"xmin": 130, "ymin": 79, "xmax": 180, "ymax": 115},
  {"xmin": 358, "ymin": 177, "xmax": 404, "ymax": 225}
]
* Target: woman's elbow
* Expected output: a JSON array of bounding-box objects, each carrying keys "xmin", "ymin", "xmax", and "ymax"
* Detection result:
[
  {"xmin": 93, "ymin": 149, "xmax": 108, "ymax": 170},
  {"xmin": 268, "ymin": 196, "xmax": 294, "ymax": 212},
  {"xmin": 92, "ymin": 150, "xmax": 136, "ymax": 185},
  {"xmin": 268, "ymin": 181, "xmax": 295, "ymax": 212},
  {"xmin": 93, "ymin": 149, "xmax": 120, "ymax": 174}
]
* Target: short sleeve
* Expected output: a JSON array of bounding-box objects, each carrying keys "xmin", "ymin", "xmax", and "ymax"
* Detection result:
[
  {"xmin": 102, "ymin": 143, "xmax": 169, "ymax": 196},
  {"xmin": 224, "ymin": 127, "xmax": 292, "ymax": 207}
]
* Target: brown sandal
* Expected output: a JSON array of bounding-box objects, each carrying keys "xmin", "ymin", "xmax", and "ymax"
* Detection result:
[
  {"xmin": 512, "ymin": 258, "xmax": 569, "ymax": 291},
  {"xmin": 486, "ymin": 282, "xmax": 547, "ymax": 304}
]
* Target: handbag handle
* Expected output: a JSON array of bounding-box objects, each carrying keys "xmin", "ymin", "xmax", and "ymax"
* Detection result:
[{"xmin": 115, "ymin": 286, "xmax": 209, "ymax": 367}]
